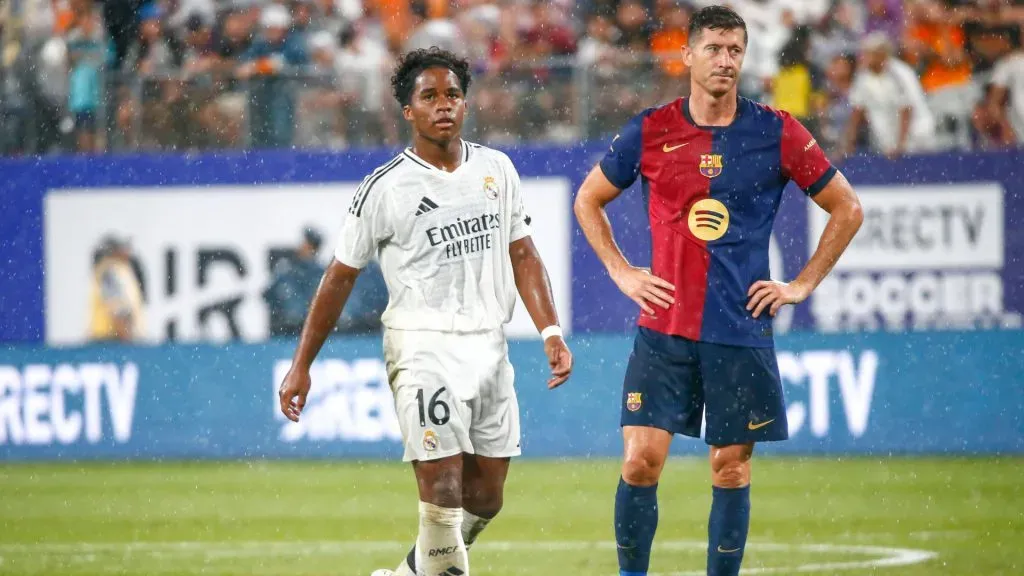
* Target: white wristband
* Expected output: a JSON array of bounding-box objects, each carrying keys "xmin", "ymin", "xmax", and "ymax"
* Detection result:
[{"xmin": 540, "ymin": 325, "xmax": 563, "ymax": 341}]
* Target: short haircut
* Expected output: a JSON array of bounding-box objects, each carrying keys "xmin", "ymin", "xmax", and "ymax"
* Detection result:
[
  {"xmin": 688, "ymin": 5, "xmax": 748, "ymax": 46},
  {"xmin": 390, "ymin": 47, "xmax": 472, "ymax": 107}
]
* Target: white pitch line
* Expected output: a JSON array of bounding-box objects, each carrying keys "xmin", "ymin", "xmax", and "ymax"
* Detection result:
[
  {"xmin": 647, "ymin": 543, "xmax": 938, "ymax": 576},
  {"xmin": 0, "ymin": 539, "xmax": 938, "ymax": 574}
]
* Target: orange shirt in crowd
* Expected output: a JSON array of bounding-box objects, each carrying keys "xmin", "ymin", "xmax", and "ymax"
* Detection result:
[
  {"xmin": 908, "ymin": 23, "xmax": 972, "ymax": 92},
  {"xmin": 54, "ymin": 0, "xmax": 75, "ymax": 34},
  {"xmin": 370, "ymin": 0, "xmax": 449, "ymax": 50},
  {"xmin": 651, "ymin": 28, "xmax": 688, "ymax": 77}
]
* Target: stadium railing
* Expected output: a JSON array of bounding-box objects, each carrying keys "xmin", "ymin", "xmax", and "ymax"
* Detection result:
[{"xmin": 2, "ymin": 53, "xmax": 695, "ymax": 155}]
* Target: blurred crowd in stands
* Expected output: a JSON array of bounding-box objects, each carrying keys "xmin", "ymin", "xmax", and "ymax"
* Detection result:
[{"xmin": 1, "ymin": 0, "xmax": 1023, "ymax": 158}]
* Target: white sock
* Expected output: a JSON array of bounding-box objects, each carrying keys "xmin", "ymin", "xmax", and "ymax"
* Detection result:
[
  {"xmin": 397, "ymin": 508, "xmax": 492, "ymax": 575},
  {"xmin": 461, "ymin": 509, "xmax": 491, "ymax": 549},
  {"xmin": 415, "ymin": 501, "xmax": 468, "ymax": 576}
]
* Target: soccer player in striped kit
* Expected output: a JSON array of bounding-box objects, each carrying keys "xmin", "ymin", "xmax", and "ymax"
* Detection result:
[{"xmin": 574, "ymin": 6, "xmax": 864, "ymax": 576}]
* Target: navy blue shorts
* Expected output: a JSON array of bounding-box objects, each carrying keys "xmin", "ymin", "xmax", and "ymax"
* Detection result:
[{"xmin": 621, "ymin": 327, "xmax": 788, "ymax": 446}]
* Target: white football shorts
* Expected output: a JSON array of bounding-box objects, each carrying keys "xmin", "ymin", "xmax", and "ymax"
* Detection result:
[{"xmin": 383, "ymin": 328, "xmax": 521, "ymax": 462}]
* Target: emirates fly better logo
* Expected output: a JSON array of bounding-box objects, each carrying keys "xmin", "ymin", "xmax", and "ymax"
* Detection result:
[{"xmin": 425, "ymin": 212, "xmax": 501, "ymax": 260}]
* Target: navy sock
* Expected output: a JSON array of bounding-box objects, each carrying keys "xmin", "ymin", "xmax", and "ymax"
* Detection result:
[
  {"xmin": 614, "ymin": 477, "xmax": 659, "ymax": 576},
  {"xmin": 707, "ymin": 485, "xmax": 751, "ymax": 576}
]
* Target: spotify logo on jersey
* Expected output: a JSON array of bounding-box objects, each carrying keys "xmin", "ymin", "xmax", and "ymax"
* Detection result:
[{"xmin": 688, "ymin": 198, "xmax": 730, "ymax": 241}]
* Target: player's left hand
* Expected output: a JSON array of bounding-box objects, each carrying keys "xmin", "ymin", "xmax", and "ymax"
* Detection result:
[
  {"xmin": 746, "ymin": 280, "xmax": 812, "ymax": 319},
  {"xmin": 544, "ymin": 336, "xmax": 573, "ymax": 390}
]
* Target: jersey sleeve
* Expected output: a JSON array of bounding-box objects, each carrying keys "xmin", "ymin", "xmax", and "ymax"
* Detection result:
[
  {"xmin": 779, "ymin": 111, "xmax": 837, "ymax": 197},
  {"xmin": 505, "ymin": 156, "xmax": 532, "ymax": 243},
  {"xmin": 333, "ymin": 178, "xmax": 392, "ymax": 269},
  {"xmin": 598, "ymin": 109, "xmax": 650, "ymax": 190}
]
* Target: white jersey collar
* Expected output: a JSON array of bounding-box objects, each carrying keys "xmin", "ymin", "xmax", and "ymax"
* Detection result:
[{"xmin": 402, "ymin": 140, "xmax": 472, "ymax": 177}]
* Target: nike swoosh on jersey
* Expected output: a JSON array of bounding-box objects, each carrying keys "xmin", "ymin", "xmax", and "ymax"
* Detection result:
[{"xmin": 663, "ymin": 142, "xmax": 688, "ymax": 152}]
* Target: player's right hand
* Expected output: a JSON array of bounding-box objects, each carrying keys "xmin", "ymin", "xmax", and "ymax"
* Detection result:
[
  {"xmin": 544, "ymin": 337, "xmax": 573, "ymax": 390},
  {"xmin": 611, "ymin": 265, "xmax": 676, "ymax": 315},
  {"xmin": 278, "ymin": 368, "xmax": 312, "ymax": 423}
]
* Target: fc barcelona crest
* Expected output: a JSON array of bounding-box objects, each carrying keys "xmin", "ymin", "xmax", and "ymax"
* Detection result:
[
  {"xmin": 699, "ymin": 154, "xmax": 724, "ymax": 178},
  {"xmin": 626, "ymin": 392, "xmax": 643, "ymax": 412}
]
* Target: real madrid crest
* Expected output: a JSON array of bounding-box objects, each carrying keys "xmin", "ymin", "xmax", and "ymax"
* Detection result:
[
  {"xmin": 423, "ymin": 429, "xmax": 439, "ymax": 452},
  {"xmin": 484, "ymin": 176, "xmax": 499, "ymax": 200},
  {"xmin": 699, "ymin": 154, "xmax": 723, "ymax": 178}
]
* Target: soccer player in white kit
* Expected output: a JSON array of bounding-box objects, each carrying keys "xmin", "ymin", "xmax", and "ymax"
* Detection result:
[{"xmin": 277, "ymin": 47, "xmax": 574, "ymax": 576}]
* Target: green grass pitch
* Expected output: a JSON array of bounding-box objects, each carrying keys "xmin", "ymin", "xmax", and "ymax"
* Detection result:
[{"xmin": 0, "ymin": 457, "xmax": 1021, "ymax": 575}]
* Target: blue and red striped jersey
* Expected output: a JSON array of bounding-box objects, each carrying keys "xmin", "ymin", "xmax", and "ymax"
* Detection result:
[{"xmin": 600, "ymin": 97, "xmax": 837, "ymax": 347}]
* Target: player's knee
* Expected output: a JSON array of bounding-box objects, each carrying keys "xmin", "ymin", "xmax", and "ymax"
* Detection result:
[
  {"xmin": 622, "ymin": 448, "xmax": 665, "ymax": 486},
  {"xmin": 710, "ymin": 445, "xmax": 752, "ymax": 488},
  {"xmin": 431, "ymin": 475, "xmax": 462, "ymax": 504},
  {"xmin": 462, "ymin": 483, "xmax": 503, "ymax": 518},
  {"xmin": 712, "ymin": 459, "xmax": 749, "ymax": 488},
  {"xmin": 418, "ymin": 466, "xmax": 463, "ymax": 507}
]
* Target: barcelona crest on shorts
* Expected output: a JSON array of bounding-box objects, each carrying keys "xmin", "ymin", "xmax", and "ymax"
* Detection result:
[
  {"xmin": 700, "ymin": 154, "xmax": 724, "ymax": 178},
  {"xmin": 626, "ymin": 392, "xmax": 643, "ymax": 412}
]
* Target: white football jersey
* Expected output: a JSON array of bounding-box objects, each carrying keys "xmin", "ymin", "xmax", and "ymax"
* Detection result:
[{"xmin": 334, "ymin": 140, "xmax": 532, "ymax": 333}]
